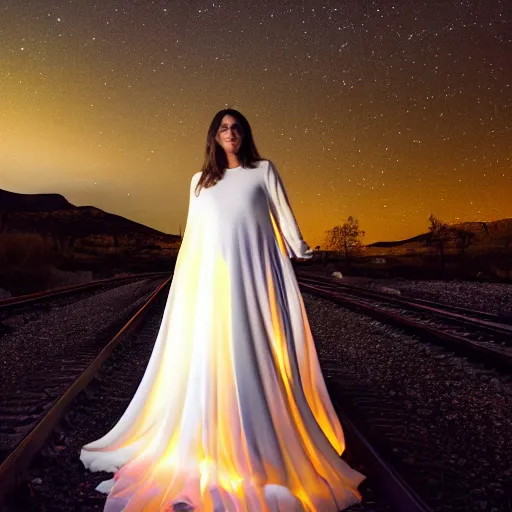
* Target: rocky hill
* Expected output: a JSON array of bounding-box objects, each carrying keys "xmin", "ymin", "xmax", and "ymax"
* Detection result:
[
  {"xmin": 366, "ymin": 218, "xmax": 512, "ymax": 256},
  {"xmin": 1, "ymin": 188, "xmax": 179, "ymax": 239},
  {"xmin": 0, "ymin": 189, "xmax": 75, "ymax": 212},
  {"xmin": 0, "ymin": 188, "xmax": 182, "ymax": 272}
]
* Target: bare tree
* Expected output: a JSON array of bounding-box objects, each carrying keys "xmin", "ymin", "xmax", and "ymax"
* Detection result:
[
  {"xmin": 426, "ymin": 214, "xmax": 451, "ymax": 270},
  {"xmin": 325, "ymin": 216, "xmax": 365, "ymax": 261}
]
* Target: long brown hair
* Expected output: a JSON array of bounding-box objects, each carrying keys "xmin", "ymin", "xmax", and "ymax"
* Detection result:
[{"xmin": 195, "ymin": 108, "xmax": 264, "ymax": 196}]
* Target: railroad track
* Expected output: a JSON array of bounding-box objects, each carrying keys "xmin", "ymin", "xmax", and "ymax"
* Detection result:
[
  {"xmin": 298, "ymin": 268, "xmax": 512, "ymax": 325},
  {"xmin": 0, "ymin": 273, "xmax": 432, "ymax": 511},
  {"xmin": 294, "ymin": 268, "xmax": 512, "ymax": 509},
  {"xmin": 0, "ymin": 271, "xmax": 172, "ymax": 312},
  {"xmin": 0, "ymin": 274, "xmax": 173, "ymax": 505},
  {"xmin": 296, "ymin": 270, "xmax": 512, "ymax": 372},
  {"xmin": 297, "ymin": 271, "xmax": 512, "ymax": 511}
]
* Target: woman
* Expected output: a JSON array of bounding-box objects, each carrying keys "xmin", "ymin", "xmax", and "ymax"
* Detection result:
[{"xmin": 81, "ymin": 108, "xmax": 365, "ymax": 511}]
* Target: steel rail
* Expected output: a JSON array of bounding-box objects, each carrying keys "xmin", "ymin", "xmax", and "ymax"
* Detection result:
[
  {"xmin": 297, "ymin": 272, "xmax": 512, "ymax": 334},
  {"xmin": 327, "ymin": 379, "xmax": 433, "ymax": 512},
  {"xmin": 299, "ymin": 281, "xmax": 512, "ymax": 372},
  {"xmin": 0, "ymin": 271, "xmax": 172, "ymax": 310},
  {"xmin": 0, "ymin": 275, "xmax": 172, "ymax": 505}
]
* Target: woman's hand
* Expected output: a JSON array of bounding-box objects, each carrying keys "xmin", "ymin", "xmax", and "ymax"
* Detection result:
[{"xmin": 295, "ymin": 246, "xmax": 314, "ymax": 262}]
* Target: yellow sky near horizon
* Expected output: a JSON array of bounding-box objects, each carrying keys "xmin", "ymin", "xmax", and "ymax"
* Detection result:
[{"xmin": 1, "ymin": 1, "xmax": 510, "ymax": 246}]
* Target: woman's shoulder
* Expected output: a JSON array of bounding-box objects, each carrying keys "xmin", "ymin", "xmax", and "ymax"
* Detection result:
[
  {"xmin": 250, "ymin": 160, "xmax": 274, "ymax": 185},
  {"xmin": 189, "ymin": 172, "xmax": 201, "ymax": 193},
  {"xmin": 258, "ymin": 159, "xmax": 272, "ymax": 169},
  {"xmin": 252, "ymin": 160, "xmax": 282, "ymax": 187},
  {"xmin": 255, "ymin": 159, "xmax": 276, "ymax": 176},
  {"xmin": 259, "ymin": 159, "xmax": 282, "ymax": 181}
]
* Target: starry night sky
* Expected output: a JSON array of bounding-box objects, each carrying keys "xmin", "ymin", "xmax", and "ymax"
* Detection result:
[{"xmin": 1, "ymin": 0, "xmax": 510, "ymax": 245}]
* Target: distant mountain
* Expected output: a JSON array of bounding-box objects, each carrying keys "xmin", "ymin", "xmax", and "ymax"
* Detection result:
[
  {"xmin": 451, "ymin": 219, "xmax": 512, "ymax": 241},
  {"xmin": 0, "ymin": 188, "xmax": 184, "ymax": 284},
  {"xmin": 0, "ymin": 189, "xmax": 74, "ymax": 212},
  {"xmin": 0, "ymin": 188, "xmax": 180, "ymax": 242},
  {"xmin": 367, "ymin": 232, "xmax": 430, "ymax": 248},
  {"xmin": 365, "ymin": 218, "xmax": 512, "ymax": 260},
  {"xmin": 368, "ymin": 219, "xmax": 512, "ymax": 248}
]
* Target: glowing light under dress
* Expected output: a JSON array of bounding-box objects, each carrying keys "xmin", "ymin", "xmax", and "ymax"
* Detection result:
[{"xmin": 80, "ymin": 160, "xmax": 365, "ymax": 511}]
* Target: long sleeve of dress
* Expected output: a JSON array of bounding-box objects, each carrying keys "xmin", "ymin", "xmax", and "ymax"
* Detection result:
[{"xmin": 265, "ymin": 160, "xmax": 313, "ymax": 259}]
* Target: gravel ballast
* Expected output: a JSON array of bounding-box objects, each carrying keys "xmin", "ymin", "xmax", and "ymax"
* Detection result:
[
  {"xmin": 303, "ymin": 292, "xmax": 512, "ymax": 512},
  {"xmin": 3, "ymin": 277, "xmax": 510, "ymax": 511},
  {"xmin": 3, "ymin": 285, "xmax": 170, "ymax": 512},
  {"xmin": 0, "ymin": 277, "xmax": 166, "ymax": 398},
  {"xmin": 357, "ymin": 277, "xmax": 512, "ymax": 316},
  {"xmin": 4, "ymin": 288, "xmax": 390, "ymax": 512}
]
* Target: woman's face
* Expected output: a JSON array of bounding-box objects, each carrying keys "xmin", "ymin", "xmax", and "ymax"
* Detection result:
[{"xmin": 215, "ymin": 114, "xmax": 243, "ymax": 155}]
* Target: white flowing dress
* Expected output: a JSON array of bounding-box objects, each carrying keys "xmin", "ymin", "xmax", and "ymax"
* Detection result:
[{"xmin": 80, "ymin": 159, "xmax": 365, "ymax": 511}]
